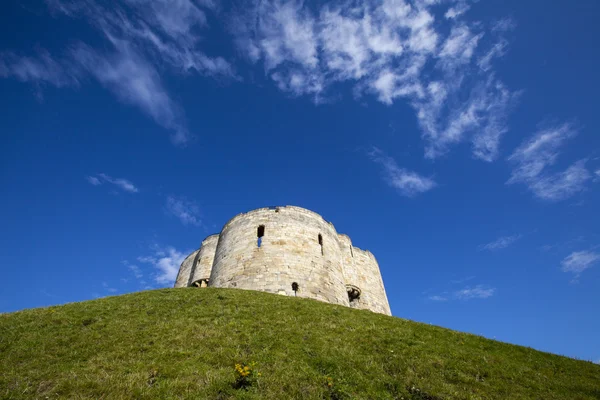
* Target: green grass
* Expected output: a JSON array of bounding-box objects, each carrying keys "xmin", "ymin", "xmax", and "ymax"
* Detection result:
[{"xmin": 1, "ymin": 288, "xmax": 598, "ymax": 399}]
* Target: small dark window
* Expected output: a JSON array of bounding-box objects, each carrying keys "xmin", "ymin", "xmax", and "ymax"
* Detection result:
[
  {"xmin": 347, "ymin": 285, "xmax": 361, "ymax": 304},
  {"xmin": 291, "ymin": 282, "xmax": 299, "ymax": 296},
  {"xmin": 350, "ymin": 245, "xmax": 354, "ymax": 258},
  {"xmin": 257, "ymin": 225, "xmax": 265, "ymax": 247},
  {"xmin": 318, "ymin": 234, "xmax": 323, "ymax": 255}
]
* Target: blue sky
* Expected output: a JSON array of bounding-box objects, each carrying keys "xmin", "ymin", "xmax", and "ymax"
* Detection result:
[{"xmin": 1, "ymin": 0, "xmax": 599, "ymax": 362}]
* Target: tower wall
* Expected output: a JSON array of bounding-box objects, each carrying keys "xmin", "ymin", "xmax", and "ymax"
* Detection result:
[
  {"xmin": 190, "ymin": 234, "xmax": 219, "ymax": 286},
  {"xmin": 209, "ymin": 206, "xmax": 349, "ymax": 306},
  {"xmin": 175, "ymin": 205, "xmax": 391, "ymax": 315},
  {"xmin": 174, "ymin": 250, "xmax": 199, "ymax": 288},
  {"xmin": 350, "ymin": 248, "xmax": 391, "ymax": 315},
  {"xmin": 338, "ymin": 234, "xmax": 391, "ymax": 315}
]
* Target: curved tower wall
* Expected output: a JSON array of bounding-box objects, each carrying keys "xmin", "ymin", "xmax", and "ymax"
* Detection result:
[
  {"xmin": 175, "ymin": 205, "xmax": 391, "ymax": 315},
  {"xmin": 337, "ymin": 234, "xmax": 355, "ymax": 276},
  {"xmin": 210, "ymin": 206, "xmax": 349, "ymax": 306},
  {"xmin": 351, "ymin": 248, "xmax": 391, "ymax": 315},
  {"xmin": 174, "ymin": 250, "xmax": 199, "ymax": 288},
  {"xmin": 337, "ymin": 234, "xmax": 391, "ymax": 315},
  {"xmin": 190, "ymin": 234, "xmax": 219, "ymax": 285}
]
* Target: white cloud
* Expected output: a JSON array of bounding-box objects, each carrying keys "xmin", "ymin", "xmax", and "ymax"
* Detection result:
[
  {"xmin": 138, "ymin": 246, "xmax": 189, "ymax": 285},
  {"xmin": 561, "ymin": 250, "xmax": 599, "ymax": 277},
  {"xmin": 231, "ymin": 0, "xmax": 518, "ymax": 161},
  {"xmin": 87, "ymin": 173, "xmax": 139, "ymax": 193},
  {"xmin": 478, "ymin": 40, "xmax": 508, "ymax": 72},
  {"xmin": 429, "ymin": 283, "xmax": 496, "ymax": 301},
  {"xmin": 428, "ymin": 295, "xmax": 448, "ymax": 302},
  {"xmin": 101, "ymin": 281, "xmax": 118, "ymax": 293},
  {"xmin": 0, "ymin": 49, "xmax": 79, "ymax": 87},
  {"xmin": 369, "ymin": 148, "xmax": 436, "ymax": 197},
  {"xmin": 126, "ymin": 263, "xmax": 143, "ymax": 279},
  {"xmin": 479, "ymin": 234, "xmax": 522, "ymax": 251},
  {"xmin": 45, "ymin": 0, "xmax": 233, "ymax": 77},
  {"xmin": 86, "ymin": 176, "xmax": 101, "ymax": 186},
  {"xmin": 507, "ymin": 123, "xmax": 591, "ymax": 201},
  {"xmin": 454, "ymin": 285, "xmax": 496, "ymax": 300},
  {"xmin": 438, "ymin": 25, "xmax": 482, "ymax": 65},
  {"xmin": 416, "ymin": 76, "xmax": 519, "ymax": 161},
  {"xmin": 2, "ymin": 0, "xmax": 235, "ymax": 145},
  {"xmin": 165, "ymin": 195, "xmax": 202, "ymax": 226},
  {"xmin": 4, "ymin": 0, "xmax": 520, "ymax": 158},
  {"xmin": 445, "ymin": 2, "xmax": 470, "ymax": 19},
  {"xmin": 492, "ymin": 18, "xmax": 517, "ymax": 33},
  {"xmin": 71, "ymin": 42, "xmax": 190, "ymax": 145}
]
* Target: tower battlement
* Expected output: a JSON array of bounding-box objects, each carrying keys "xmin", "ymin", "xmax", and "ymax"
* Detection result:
[{"xmin": 175, "ymin": 206, "xmax": 391, "ymax": 315}]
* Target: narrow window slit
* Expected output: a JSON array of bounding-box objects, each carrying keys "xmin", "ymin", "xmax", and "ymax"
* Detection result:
[
  {"xmin": 318, "ymin": 234, "xmax": 324, "ymax": 255},
  {"xmin": 257, "ymin": 225, "xmax": 265, "ymax": 247}
]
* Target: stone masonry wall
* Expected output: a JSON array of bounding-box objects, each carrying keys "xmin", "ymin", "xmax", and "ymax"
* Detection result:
[
  {"xmin": 174, "ymin": 250, "xmax": 199, "ymax": 288},
  {"xmin": 190, "ymin": 234, "xmax": 219, "ymax": 286},
  {"xmin": 210, "ymin": 206, "xmax": 349, "ymax": 306},
  {"xmin": 174, "ymin": 206, "xmax": 391, "ymax": 315},
  {"xmin": 350, "ymin": 248, "xmax": 391, "ymax": 315}
]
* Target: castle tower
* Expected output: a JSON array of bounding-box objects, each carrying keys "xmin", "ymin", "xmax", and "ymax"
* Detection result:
[{"xmin": 174, "ymin": 206, "xmax": 391, "ymax": 315}]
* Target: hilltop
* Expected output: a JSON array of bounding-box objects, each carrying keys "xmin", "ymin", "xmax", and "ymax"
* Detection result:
[{"xmin": 1, "ymin": 288, "xmax": 598, "ymax": 399}]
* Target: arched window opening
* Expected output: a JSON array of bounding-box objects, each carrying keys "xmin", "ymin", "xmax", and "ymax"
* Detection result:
[
  {"xmin": 192, "ymin": 278, "xmax": 210, "ymax": 288},
  {"xmin": 346, "ymin": 284, "xmax": 361, "ymax": 305},
  {"xmin": 257, "ymin": 225, "xmax": 265, "ymax": 247},
  {"xmin": 291, "ymin": 282, "xmax": 299, "ymax": 296},
  {"xmin": 318, "ymin": 234, "xmax": 324, "ymax": 255}
]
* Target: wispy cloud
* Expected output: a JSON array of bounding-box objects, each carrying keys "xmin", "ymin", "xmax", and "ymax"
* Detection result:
[
  {"xmin": 428, "ymin": 295, "xmax": 448, "ymax": 302},
  {"xmin": 86, "ymin": 173, "xmax": 138, "ymax": 193},
  {"xmin": 454, "ymin": 285, "xmax": 496, "ymax": 300},
  {"xmin": 445, "ymin": 2, "xmax": 470, "ymax": 20},
  {"xmin": 138, "ymin": 245, "xmax": 189, "ymax": 285},
  {"xmin": 122, "ymin": 260, "xmax": 143, "ymax": 279},
  {"xmin": 561, "ymin": 250, "xmax": 600, "ymax": 278},
  {"xmin": 71, "ymin": 42, "xmax": 190, "ymax": 144},
  {"xmin": 165, "ymin": 195, "xmax": 202, "ymax": 226},
  {"xmin": 369, "ymin": 147, "xmax": 436, "ymax": 197},
  {"xmin": 4, "ymin": 0, "xmax": 520, "ymax": 157},
  {"xmin": 0, "ymin": 49, "xmax": 79, "ymax": 88},
  {"xmin": 479, "ymin": 234, "xmax": 522, "ymax": 251},
  {"xmin": 101, "ymin": 281, "xmax": 118, "ymax": 294},
  {"xmin": 232, "ymin": 0, "xmax": 518, "ymax": 160},
  {"xmin": 507, "ymin": 122, "xmax": 591, "ymax": 201},
  {"xmin": 428, "ymin": 283, "xmax": 496, "ymax": 301},
  {"xmin": 1, "ymin": 0, "xmax": 235, "ymax": 145},
  {"xmin": 86, "ymin": 175, "xmax": 101, "ymax": 186}
]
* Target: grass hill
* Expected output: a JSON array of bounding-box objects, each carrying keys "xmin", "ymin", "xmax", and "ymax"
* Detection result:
[{"xmin": 1, "ymin": 288, "xmax": 599, "ymax": 399}]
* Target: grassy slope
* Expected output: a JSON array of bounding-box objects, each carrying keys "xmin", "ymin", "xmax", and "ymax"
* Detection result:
[{"xmin": 1, "ymin": 288, "xmax": 598, "ymax": 400}]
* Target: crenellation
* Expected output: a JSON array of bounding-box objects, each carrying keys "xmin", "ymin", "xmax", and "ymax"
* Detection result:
[{"xmin": 174, "ymin": 206, "xmax": 391, "ymax": 315}]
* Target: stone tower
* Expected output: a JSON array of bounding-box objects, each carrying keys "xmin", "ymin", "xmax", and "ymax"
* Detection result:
[{"xmin": 175, "ymin": 206, "xmax": 391, "ymax": 315}]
